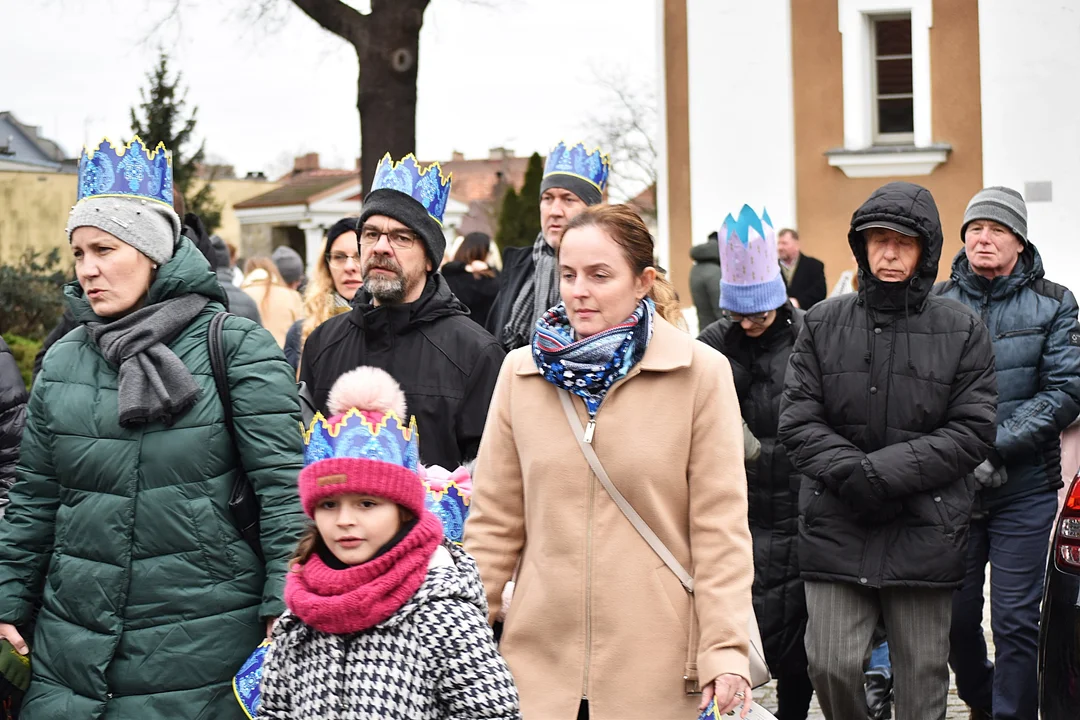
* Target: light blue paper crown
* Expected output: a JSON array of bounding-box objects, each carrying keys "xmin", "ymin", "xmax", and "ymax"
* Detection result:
[
  {"xmin": 77, "ymin": 136, "xmax": 173, "ymax": 207},
  {"xmin": 371, "ymin": 153, "xmax": 453, "ymax": 226},
  {"xmin": 424, "ymin": 482, "xmax": 470, "ymax": 544},
  {"xmin": 543, "ymin": 141, "xmax": 611, "ymax": 193},
  {"xmin": 303, "ymin": 409, "xmax": 420, "ymax": 472}
]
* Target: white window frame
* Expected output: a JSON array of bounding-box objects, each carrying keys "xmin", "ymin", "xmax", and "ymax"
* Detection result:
[
  {"xmin": 838, "ymin": 0, "xmax": 932, "ymax": 150},
  {"xmin": 870, "ymin": 13, "xmax": 916, "ymax": 145}
]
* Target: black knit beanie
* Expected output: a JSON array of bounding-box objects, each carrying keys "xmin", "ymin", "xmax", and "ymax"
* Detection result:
[
  {"xmin": 539, "ymin": 174, "xmax": 602, "ymax": 206},
  {"xmin": 359, "ymin": 189, "xmax": 446, "ymax": 268}
]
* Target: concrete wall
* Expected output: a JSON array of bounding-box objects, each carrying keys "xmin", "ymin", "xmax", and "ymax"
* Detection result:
[
  {"xmin": 0, "ymin": 172, "xmax": 278, "ymax": 265},
  {"xmin": 790, "ymin": 0, "xmax": 984, "ymax": 286},
  {"xmin": 684, "ymin": 0, "xmax": 797, "ymax": 247},
  {"xmin": 978, "ymin": 0, "xmax": 1080, "ymax": 287}
]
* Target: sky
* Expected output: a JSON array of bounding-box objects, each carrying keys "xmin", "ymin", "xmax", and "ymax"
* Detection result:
[{"xmin": 1, "ymin": 0, "xmax": 658, "ymax": 193}]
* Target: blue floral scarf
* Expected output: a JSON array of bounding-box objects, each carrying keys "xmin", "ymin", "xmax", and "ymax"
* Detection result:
[{"xmin": 532, "ymin": 298, "xmax": 655, "ymax": 416}]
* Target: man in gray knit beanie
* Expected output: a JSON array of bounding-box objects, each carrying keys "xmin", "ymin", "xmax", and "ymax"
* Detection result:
[
  {"xmin": 961, "ymin": 185, "xmax": 1027, "ymax": 246},
  {"xmin": 938, "ymin": 184, "xmax": 1080, "ymax": 719}
]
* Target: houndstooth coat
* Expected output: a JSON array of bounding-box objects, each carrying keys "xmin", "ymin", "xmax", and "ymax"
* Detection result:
[{"xmin": 259, "ymin": 542, "xmax": 521, "ymax": 720}]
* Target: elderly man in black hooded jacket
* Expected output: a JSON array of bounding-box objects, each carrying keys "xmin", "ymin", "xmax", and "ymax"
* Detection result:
[{"xmin": 778, "ymin": 181, "xmax": 998, "ymax": 720}]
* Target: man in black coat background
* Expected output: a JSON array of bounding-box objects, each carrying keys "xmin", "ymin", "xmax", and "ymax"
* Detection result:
[
  {"xmin": 778, "ymin": 182, "xmax": 998, "ymax": 720},
  {"xmin": 486, "ymin": 141, "xmax": 609, "ymax": 351},
  {"xmin": 777, "ymin": 228, "xmax": 827, "ymax": 310},
  {"xmin": 300, "ymin": 156, "xmax": 504, "ymax": 470}
]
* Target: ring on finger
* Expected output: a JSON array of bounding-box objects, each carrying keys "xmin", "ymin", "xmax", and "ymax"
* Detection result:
[{"xmin": 734, "ymin": 691, "xmax": 745, "ymax": 698}]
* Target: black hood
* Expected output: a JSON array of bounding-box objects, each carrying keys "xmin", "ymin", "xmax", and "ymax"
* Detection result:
[
  {"xmin": 848, "ymin": 181, "xmax": 943, "ymax": 313},
  {"xmin": 349, "ymin": 272, "xmax": 468, "ymax": 334},
  {"xmin": 690, "ymin": 241, "xmax": 720, "ymax": 265}
]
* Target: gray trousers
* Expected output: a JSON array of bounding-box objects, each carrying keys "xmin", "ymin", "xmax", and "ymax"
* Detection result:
[{"xmin": 805, "ymin": 581, "xmax": 952, "ymax": 720}]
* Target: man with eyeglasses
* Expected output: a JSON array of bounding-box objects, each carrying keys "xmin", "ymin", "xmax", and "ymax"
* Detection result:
[
  {"xmin": 299, "ymin": 155, "xmax": 504, "ymax": 470},
  {"xmin": 778, "ymin": 182, "xmax": 998, "ymax": 720},
  {"xmin": 486, "ymin": 141, "xmax": 610, "ymax": 351},
  {"xmin": 698, "ymin": 206, "xmax": 813, "ymax": 720}
]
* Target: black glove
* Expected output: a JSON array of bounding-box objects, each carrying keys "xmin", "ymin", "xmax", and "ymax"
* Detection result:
[{"xmin": 839, "ymin": 465, "xmax": 901, "ymax": 524}]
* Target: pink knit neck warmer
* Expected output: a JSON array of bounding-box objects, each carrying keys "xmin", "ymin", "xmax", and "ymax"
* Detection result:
[{"xmin": 285, "ymin": 511, "xmax": 443, "ymax": 634}]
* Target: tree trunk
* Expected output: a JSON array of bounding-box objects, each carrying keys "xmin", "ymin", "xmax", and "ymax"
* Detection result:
[{"xmin": 356, "ymin": 0, "xmax": 430, "ymax": 193}]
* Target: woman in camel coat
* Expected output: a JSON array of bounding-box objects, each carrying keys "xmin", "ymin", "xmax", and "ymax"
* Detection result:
[{"xmin": 464, "ymin": 205, "xmax": 754, "ymax": 720}]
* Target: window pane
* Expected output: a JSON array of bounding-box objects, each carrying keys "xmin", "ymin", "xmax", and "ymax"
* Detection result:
[
  {"xmin": 878, "ymin": 98, "xmax": 914, "ymax": 134},
  {"xmin": 877, "ymin": 58, "xmax": 913, "ymax": 95},
  {"xmin": 876, "ymin": 19, "xmax": 911, "ymax": 56}
]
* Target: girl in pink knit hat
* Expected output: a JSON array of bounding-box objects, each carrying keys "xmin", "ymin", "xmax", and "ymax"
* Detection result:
[{"xmin": 256, "ymin": 366, "xmax": 520, "ymax": 720}]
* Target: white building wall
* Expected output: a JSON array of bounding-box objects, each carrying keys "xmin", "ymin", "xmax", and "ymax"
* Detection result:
[
  {"xmin": 978, "ymin": 1, "xmax": 1080, "ymax": 287},
  {"xmin": 684, "ymin": 0, "xmax": 797, "ymax": 246}
]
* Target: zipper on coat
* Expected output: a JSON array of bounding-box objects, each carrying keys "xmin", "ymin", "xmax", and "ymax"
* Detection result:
[{"xmin": 582, "ymin": 451, "xmax": 597, "ymax": 699}]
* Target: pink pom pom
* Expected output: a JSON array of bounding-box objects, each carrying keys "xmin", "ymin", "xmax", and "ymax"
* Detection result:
[{"xmin": 326, "ymin": 366, "xmax": 408, "ymax": 418}]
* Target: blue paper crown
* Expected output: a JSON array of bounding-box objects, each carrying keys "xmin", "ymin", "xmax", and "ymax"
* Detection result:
[
  {"xmin": 721, "ymin": 205, "xmax": 774, "ymax": 246},
  {"xmin": 424, "ymin": 482, "xmax": 470, "ymax": 544},
  {"xmin": 302, "ymin": 409, "xmax": 420, "ymax": 472},
  {"xmin": 543, "ymin": 141, "xmax": 611, "ymax": 193},
  {"xmin": 77, "ymin": 136, "xmax": 173, "ymax": 207},
  {"xmin": 370, "ymin": 153, "xmax": 453, "ymax": 226},
  {"xmin": 233, "ymin": 639, "xmax": 271, "ymax": 719}
]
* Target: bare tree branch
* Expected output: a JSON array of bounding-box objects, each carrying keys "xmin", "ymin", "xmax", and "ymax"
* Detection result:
[
  {"xmin": 291, "ymin": 0, "xmax": 368, "ymax": 44},
  {"xmin": 585, "ymin": 70, "xmax": 659, "ymax": 205}
]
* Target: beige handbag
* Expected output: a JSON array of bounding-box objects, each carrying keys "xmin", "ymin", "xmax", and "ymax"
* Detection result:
[{"xmin": 559, "ymin": 391, "xmax": 771, "ymax": 690}]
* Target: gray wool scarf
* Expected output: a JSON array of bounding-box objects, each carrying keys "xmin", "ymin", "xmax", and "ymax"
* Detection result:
[
  {"xmin": 502, "ymin": 232, "xmax": 559, "ymax": 351},
  {"xmin": 85, "ymin": 293, "xmax": 210, "ymax": 427}
]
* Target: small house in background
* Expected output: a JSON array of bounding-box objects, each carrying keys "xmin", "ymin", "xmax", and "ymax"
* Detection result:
[
  {"xmin": 234, "ymin": 149, "xmax": 528, "ymax": 272},
  {"xmin": 0, "ymin": 112, "xmax": 72, "ymax": 173}
]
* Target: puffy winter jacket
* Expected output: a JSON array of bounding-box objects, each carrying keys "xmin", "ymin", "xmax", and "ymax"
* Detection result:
[
  {"xmin": 690, "ymin": 241, "xmax": 723, "ymax": 329},
  {"xmin": 935, "ymin": 244, "xmax": 1080, "ymax": 506},
  {"xmin": 300, "ymin": 273, "xmax": 505, "ymax": 470},
  {"xmin": 778, "ymin": 182, "xmax": 998, "ymax": 589},
  {"xmin": 0, "ymin": 239, "xmax": 306, "ymax": 719},
  {"xmin": 0, "ymin": 338, "xmax": 27, "ymax": 517},
  {"xmin": 259, "ymin": 543, "xmax": 521, "ymax": 720},
  {"xmin": 698, "ymin": 303, "xmax": 805, "ymax": 665},
  {"xmin": 485, "ymin": 245, "xmax": 535, "ymax": 351}
]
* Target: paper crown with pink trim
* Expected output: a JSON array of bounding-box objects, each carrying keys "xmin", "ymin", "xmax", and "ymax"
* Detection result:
[
  {"xmin": 718, "ymin": 205, "xmax": 788, "ymax": 315},
  {"xmin": 301, "ymin": 367, "xmax": 472, "ymax": 535}
]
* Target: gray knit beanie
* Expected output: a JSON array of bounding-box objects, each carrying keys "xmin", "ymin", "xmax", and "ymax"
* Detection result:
[
  {"xmin": 66, "ymin": 196, "xmax": 180, "ymax": 265},
  {"xmin": 271, "ymin": 245, "xmax": 305, "ymax": 284},
  {"xmin": 962, "ymin": 186, "xmax": 1027, "ymax": 244}
]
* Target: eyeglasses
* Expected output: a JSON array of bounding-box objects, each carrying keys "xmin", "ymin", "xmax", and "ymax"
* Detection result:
[
  {"xmin": 326, "ymin": 252, "xmax": 361, "ymax": 269},
  {"xmin": 358, "ymin": 226, "xmax": 418, "ymax": 250},
  {"xmin": 723, "ymin": 310, "xmax": 770, "ymax": 325}
]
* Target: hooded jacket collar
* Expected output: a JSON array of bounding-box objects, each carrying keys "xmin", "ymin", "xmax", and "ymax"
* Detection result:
[
  {"xmin": 847, "ymin": 182, "xmax": 943, "ymax": 315},
  {"xmin": 348, "ymin": 272, "xmax": 468, "ymax": 335}
]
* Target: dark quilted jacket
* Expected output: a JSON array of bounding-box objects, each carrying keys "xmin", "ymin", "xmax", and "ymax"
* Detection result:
[
  {"xmin": 0, "ymin": 338, "xmax": 27, "ymax": 517},
  {"xmin": 698, "ymin": 302, "xmax": 806, "ymax": 666},
  {"xmin": 0, "ymin": 239, "xmax": 306, "ymax": 719},
  {"xmin": 935, "ymin": 243, "xmax": 1080, "ymax": 506},
  {"xmin": 259, "ymin": 543, "xmax": 521, "ymax": 720},
  {"xmin": 778, "ymin": 182, "xmax": 998, "ymax": 589}
]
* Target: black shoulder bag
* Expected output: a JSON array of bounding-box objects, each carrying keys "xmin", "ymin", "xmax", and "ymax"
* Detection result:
[{"xmin": 208, "ymin": 312, "xmax": 264, "ymax": 562}]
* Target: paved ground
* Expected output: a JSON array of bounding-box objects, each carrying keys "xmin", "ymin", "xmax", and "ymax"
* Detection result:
[{"xmin": 753, "ymin": 580, "xmax": 993, "ymax": 719}]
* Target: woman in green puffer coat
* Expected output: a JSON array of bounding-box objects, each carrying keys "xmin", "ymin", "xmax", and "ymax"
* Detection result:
[{"xmin": 0, "ymin": 137, "xmax": 306, "ymax": 719}]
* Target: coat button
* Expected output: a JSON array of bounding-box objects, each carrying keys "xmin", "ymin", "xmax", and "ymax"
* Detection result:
[
  {"xmin": 934, "ymin": 496, "xmax": 942, "ymax": 502},
  {"xmin": 870, "ymin": 387, "xmax": 878, "ymax": 394},
  {"xmin": 859, "ymin": 577, "xmax": 868, "ymax": 584},
  {"xmin": 874, "ymin": 327, "xmax": 882, "ymax": 334}
]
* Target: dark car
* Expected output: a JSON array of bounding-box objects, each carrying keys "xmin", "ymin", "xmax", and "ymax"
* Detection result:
[{"xmin": 1038, "ymin": 472, "xmax": 1080, "ymax": 717}]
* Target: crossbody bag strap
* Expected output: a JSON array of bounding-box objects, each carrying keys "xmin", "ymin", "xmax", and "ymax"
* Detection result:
[
  {"xmin": 208, "ymin": 312, "xmax": 234, "ymax": 431},
  {"xmin": 558, "ymin": 390, "xmax": 694, "ymax": 594}
]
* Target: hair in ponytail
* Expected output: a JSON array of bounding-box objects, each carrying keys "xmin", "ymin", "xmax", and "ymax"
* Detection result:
[{"xmin": 561, "ymin": 204, "xmax": 687, "ymax": 330}]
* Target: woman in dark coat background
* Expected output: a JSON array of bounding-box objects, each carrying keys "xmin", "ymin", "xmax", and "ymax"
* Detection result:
[
  {"xmin": 441, "ymin": 232, "xmax": 499, "ymax": 326},
  {"xmin": 698, "ymin": 206, "xmax": 812, "ymax": 720}
]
